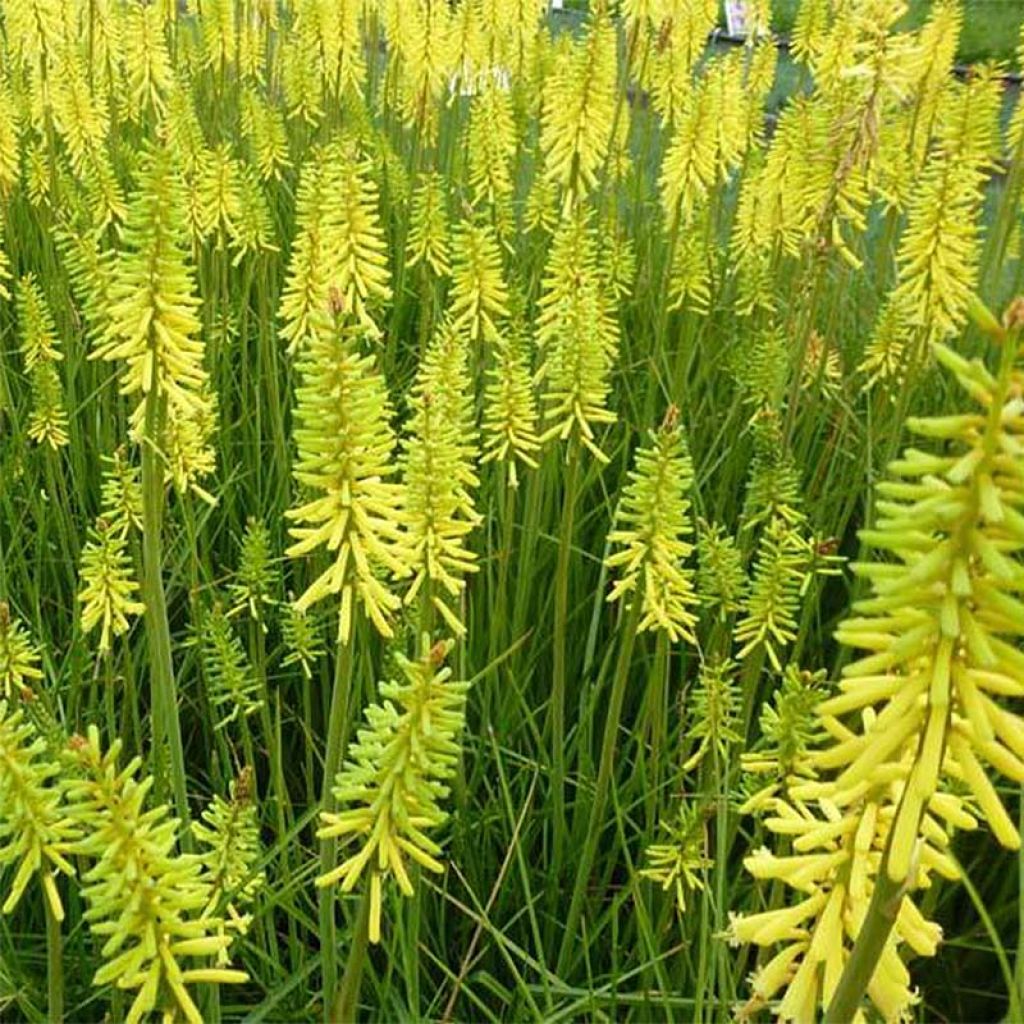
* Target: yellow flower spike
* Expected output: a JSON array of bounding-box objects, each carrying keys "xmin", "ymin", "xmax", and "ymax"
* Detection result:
[
  {"xmin": 77, "ymin": 517, "xmax": 145, "ymax": 655},
  {"xmin": 448, "ymin": 219, "xmax": 509, "ymax": 344},
  {"xmin": 605, "ymin": 408, "xmax": 699, "ymax": 644},
  {"xmin": 320, "ymin": 141, "xmax": 393, "ymax": 339},
  {"xmin": 15, "ymin": 273, "xmax": 61, "ymax": 371},
  {"xmin": 406, "ymin": 173, "xmax": 452, "ymax": 278},
  {"xmin": 16, "ymin": 273, "xmax": 70, "ymax": 450},
  {"xmin": 391, "ymin": 0, "xmax": 451, "ymax": 140},
  {"xmin": 734, "ymin": 517, "xmax": 828, "ymax": 672},
  {"xmin": 539, "ymin": 7, "xmax": 616, "ymax": 208},
  {"xmin": 639, "ymin": 802, "xmax": 711, "ymax": 915},
  {"xmin": 482, "ymin": 327, "xmax": 542, "ymax": 487},
  {"xmin": 316, "ymin": 641, "xmax": 469, "ymax": 943},
  {"xmin": 0, "ymin": 605, "xmax": 43, "ymax": 698},
  {"xmin": 536, "ymin": 210, "xmax": 619, "ymax": 458},
  {"xmin": 646, "ymin": 0, "xmax": 719, "ymax": 125},
  {"xmin": 737, "ymin": 712, "xmax": 974, "ymax": 1021},
  {"xmin": 121, "ymin": 3, "xmax": 174, "ymax": 121},
  {"xmin": 286, "ymin": 317, "xmax": 408, "ymax": 644},
  {"xmin": 65, "ymin": 727, "xmax": 247, "ymax": 1018},
  {"xmin": 890, "ymin": 68, "xmax": 1003, "ymax": 350},
  {"xmin": 94, "ymin": 142, "xmax": 216, "ymax": 487},
  {"xmin": 466, "ymin": 79, "xmax": 517, "ymax": 215},
  {"xmin": 192, "ymin": 769, "xmax": 264, "ymax": 958},
  {"xmin": 0, "ymin": 701, "xmax": 78, "ymax": 919},
  {"xmin": 737, "ymin": 317, "xmax": 1024, "ymax": 1018}
]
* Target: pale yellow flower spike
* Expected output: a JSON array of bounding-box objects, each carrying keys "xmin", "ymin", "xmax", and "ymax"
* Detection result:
[
  {"xmin": 78, "ymin": 518, "xmax": 146, "ymax": 655},
  {"xmin": 540, "ymin": 5, "xmax": 617, "ymax": 211},
  {"xmin": 316, "ymin": 642, "xmax": 469, "ymax": 944},
  {"xmin": 286, "ymin": 317, "xmax": 408, "ymax": 645},
  {"xmin": 605, "ymin": 407, "xmax": 700, "ymax": 645}
]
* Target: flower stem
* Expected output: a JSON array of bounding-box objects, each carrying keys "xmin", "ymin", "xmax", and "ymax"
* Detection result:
[
  {"xmin": 550, "ymin": 441, "xmax": 580, "ymax": 876},
  {"xmin": 319, "ymin": 635, "xmax": 356, "ymax": 1018},
  {"xmin": 557, "ymin": 593, "xmax": 643, "ymax": 976},
  {"xmin": 140, "ymin": 390, "xmax": 192, "ymax": 844},
  {"xmin": 46, "ymin": 894, "xmax": 63, "ymax": 1024},
  {"xmin": 332, "ymin": 882, "xmax": 372, "ymax": 1024},
  {"xmin": 823, "ymin": 869, "xmax": 903, "ymax": 1024}
]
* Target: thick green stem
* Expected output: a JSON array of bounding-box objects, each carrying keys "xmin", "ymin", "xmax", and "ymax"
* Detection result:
[
  {"xmin": 252, "ymin": 618, "xmax": 299, "ymax": 969},
  {"xmin": 319, "ymin": 636, "xmax": 356, "ymax": 1019},
  {"xmin": 641, "ymin": 629, "xmax": 670, "ymax": 830},
  {"xmin": 332, "ymin": 882, "xmax": 372, "ymax": 1024},
  {"xmin": 550, "ymin": 442, "xmax": 580, "ymax": 874},
  {"xmin": 557, "ymin": 594, "xmax": 643, "ymax": 975},
  {"xmin": 46, "ymin": 895, "xmax": 63, "ymax": 1024},
  {"xmin": 823, "ymin": 871, "xmax": 904, "ymax": 1024},
  {"xmin": 141, "ymin": 390, "xmax": 191, "ymax": 842}
]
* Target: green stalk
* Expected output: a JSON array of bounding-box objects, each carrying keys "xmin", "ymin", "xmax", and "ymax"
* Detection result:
[
  {"xmin": 712, "ymin": 745, "xmax": 731, "ymax": 1018},
  {"xmin": 641, "ymin": 629, "xmax": 670, "ymax": 830},
  {"xmin": 550, "ymin": 441, "xmax": 581, "ymax": 874},
  {"xmin": 45, "ymin": 895, "xmax": 63, "ymax": 1024},
  {"xmin": 332, "ymin": 882, "xmax": 373, "ymax": 1024},
  {"xmin": 490, "ymin": 471, "xmax": 518, "ymax": 725},
  {"xmin": 692, "ymin": 887, "xmax": 711, "ymax": 1023},
  {"xmin": 140, "ymin": 389, "xmax": 191, "ymax": 842},
  {"xmin": 823, "ymin": 870, "xmax": 904, "ymax": 1024},
  {"xmin": 557, "ymin": 594, "xmax": 643, "ymax": 976},
  {"xmin": 251, "ymin": 617, "xmax": 299, "ymax": 969},
  {"xmin": 319, "ymin": 635, "xmax": 356, "ymax": 1019}
]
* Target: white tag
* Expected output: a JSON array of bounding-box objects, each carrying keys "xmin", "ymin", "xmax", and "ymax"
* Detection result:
[
  {"xmin": 724, "ymin": 0, "xmax": 749, "ymax": 36},
  {"xmin": 448, "ymin": 66, "xmax": 513, "ymax": 98},
  {"xmin": 551, "ymin": 0, "xmax": 564, "ymax": 10}
]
